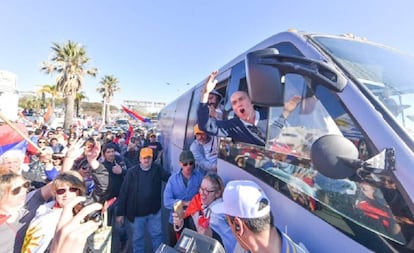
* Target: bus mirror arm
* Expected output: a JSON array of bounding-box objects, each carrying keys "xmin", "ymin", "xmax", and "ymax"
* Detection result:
[{"xmin": 246, "ymin": 49, "xmax": 347, "ymax": 107}]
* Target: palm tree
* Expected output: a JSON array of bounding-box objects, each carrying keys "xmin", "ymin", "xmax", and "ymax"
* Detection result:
[
  {"xmin": 37, "ymin": 84, "xmax": 60, "ymax": 111},
  {"xmin": 97, "ymin": 75, "xmax": 120, "ymax": 124},
  {"xmin": 41, "ymin": 40, "xmax": 97, "ymax": 130},
  {"xmin": 75, "ymin": 91, "xmax": 89, "ymax": 118}
]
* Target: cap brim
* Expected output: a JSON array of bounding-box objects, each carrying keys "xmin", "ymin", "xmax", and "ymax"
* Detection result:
[{"xmin": 180, "ymin": 159, "xmax": 195, "ymax": 163}]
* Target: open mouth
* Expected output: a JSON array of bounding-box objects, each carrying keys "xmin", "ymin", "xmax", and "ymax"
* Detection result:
[{"xmin": 240, "ymin": 108, "xmax": 245, "ymax": 114}]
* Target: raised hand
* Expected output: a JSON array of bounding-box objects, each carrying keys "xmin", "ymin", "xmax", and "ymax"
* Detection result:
[
  {"xmin": 49, "ymin": 196, "xmax": 102, "ymax": 253},
  {"xmin": 112, "ymin": 160, "xmax": 123, "ymax": 174},
  {"xmin": 65, "ymin": 138, "xmax": 85, "ymax": 160},
  {"xmin": 201, "ymin": 70, "xmax": 218, "ymax": 103},
  {"xmin": 204, "ymin": 70, "xmax": 218, "ymax": 93},
  {"xmin": 85, "ymin": 141, "xmax": 101, "ymax": 163},
  {"xmin": 282, "ymin": 95, "xmax": 302, "ymax": 118}
]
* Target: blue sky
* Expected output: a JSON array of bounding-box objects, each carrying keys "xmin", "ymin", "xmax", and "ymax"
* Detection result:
[{"xmin": 1, "ymin": 1, "xmax": 413, "ymax": 105}]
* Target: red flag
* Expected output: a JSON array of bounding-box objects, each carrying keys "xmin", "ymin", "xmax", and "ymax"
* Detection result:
[{"xmin": 125, "ymin": 124, "xmax": 134, "ymax": 145}]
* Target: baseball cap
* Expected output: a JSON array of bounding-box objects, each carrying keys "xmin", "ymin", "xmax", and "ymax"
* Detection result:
[
  {"xmin": 211, "ymin": 180, "xmax": 270, "ymax": 218},
  {"xmin": 179, "ymin": 150, "xmax": 195, "ymax": 163},
  {"xmin": 209, "ymin": 89, "xmax": 223, "ymax": 100},
  {"xmin": 193, "ymin": 124, "xmax": 205, "ymax": 135},
  {"xmin": 140, "ymin": 147, "xmax": 153, "ymax": 158}
]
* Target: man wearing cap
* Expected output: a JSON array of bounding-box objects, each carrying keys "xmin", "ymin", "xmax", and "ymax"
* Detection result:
[
  {"xmin": 208, "ymin": 89, "xmax": 224, "ymax": 119},
  {"xmin": 144, "ymin": 133, "xmax": 163, "ymax": 165},
  {"xmin": 190, "ymin": 124, "xmax": 218, "ymax": 173},
  {"xmin": 212, "ymin": 180, "xmax": 307, "ymax": 253},
  {"xmin": 163, "ymin": 150, "xmax": 204, "ymax": 246},
  {"xmin": 116, "ymin": 147, "xmax": 170, "ymax": 252}
]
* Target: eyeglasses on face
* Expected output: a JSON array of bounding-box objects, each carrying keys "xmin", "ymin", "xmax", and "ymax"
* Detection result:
[
  {"xmin": 80, "ymin": 166, "xmax": 91, "ymax": 171},
  {"xmin": 182, "ymin": 162, "xmax": 194, "ymax": 166},
  {"xmin": 56, "ymin": 187, "xmax": 80, "ymax": 195},
  {"xmin": 11, "ymin": 181, "xmax": 31, "ymax": 195},
  {"xmin": 199, "ymin": 187, "xmax": 216, "ymax": 195}
]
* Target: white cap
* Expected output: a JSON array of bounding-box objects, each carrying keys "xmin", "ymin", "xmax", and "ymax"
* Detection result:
[{"xmin": 211, "ymin": 180, "xmax": 270, "ymax": 218}]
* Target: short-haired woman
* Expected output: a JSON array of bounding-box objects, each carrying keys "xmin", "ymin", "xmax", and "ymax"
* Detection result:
[{"xmin": 21, "ymin": 171, "xmax": 86, "ymax": 253}]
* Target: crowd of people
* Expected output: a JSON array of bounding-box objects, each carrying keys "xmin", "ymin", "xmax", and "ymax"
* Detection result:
[{"xmin": 0, "ymin": 69, "xmax": 309, "ymax": 253}]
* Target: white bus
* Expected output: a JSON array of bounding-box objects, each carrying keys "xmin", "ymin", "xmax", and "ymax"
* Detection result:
[{"xmin": 158, "ymin": 30, "xmax": 414, "ymax": 253}]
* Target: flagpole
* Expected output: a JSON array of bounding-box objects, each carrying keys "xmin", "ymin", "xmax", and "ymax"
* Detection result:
[{"xmin": 0, "ymin": 111, "xmax": 42, "ymax": 152}]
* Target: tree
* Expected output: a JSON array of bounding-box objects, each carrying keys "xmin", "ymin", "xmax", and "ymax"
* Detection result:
[
  {"xmin": 37, "ymin": 84, "xmax": 60, "ymax": 111},
  {"xmin": 97, "ymin": 75, "xmax": 120, "ymax": 124},
  {"xmin": 41, "ymin": 40, "xmax": 97, "ymax": 130},
  {"xmin": 75, "ymin": 91, "xmax": 89, "ymax": 118}
]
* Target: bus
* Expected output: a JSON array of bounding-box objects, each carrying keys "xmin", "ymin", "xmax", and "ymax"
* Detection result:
[{"xmin": 157, "ymin": 30, "xmax": 414, "ymax": 253}]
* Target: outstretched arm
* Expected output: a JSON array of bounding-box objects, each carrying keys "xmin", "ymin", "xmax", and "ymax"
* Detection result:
[{"xmin": 200, "ymin": 70, "xmax": 218, "ymax": 103}]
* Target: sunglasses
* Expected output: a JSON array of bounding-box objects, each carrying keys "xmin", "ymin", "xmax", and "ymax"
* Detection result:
[
  {"xmin": 182, "ymin": 161, "xmax": 194, "ymax": 166},
  {"xmin": 38, "ymin": 141, "xmax": 46, "ymax": 144},
  {"xmin": 56, "ymin": 187, "xmax": 80, "ymax": 195},
  {"xmin": 11, "ymin": 181, "xmax": 30, "ymax": 195}
]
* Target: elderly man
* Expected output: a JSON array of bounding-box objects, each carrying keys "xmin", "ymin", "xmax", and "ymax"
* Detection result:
[
  {"xmin": 197, "ymin": 70, "xmax": 301, "ymax": 146},
  {"xmin": 190, "ymin": 124, "xmax": 218, "ymax": 174},
  {"xmin": 212, "ymin": 180, "xmax": 307, "ymax": 253}
]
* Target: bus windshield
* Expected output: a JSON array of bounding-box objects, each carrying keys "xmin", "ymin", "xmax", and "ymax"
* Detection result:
[{"xmin": 312, "ymin": 36, "xmax": 414, "ymax": 142}]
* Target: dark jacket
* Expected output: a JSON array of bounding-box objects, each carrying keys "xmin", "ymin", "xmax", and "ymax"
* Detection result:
[
  {"xmin": 102, "ymin": 155, "xmax": 131, "ymax": 199},
  {"xmin": 117, "ymin": 163, "xmax": 170, "ymax": 222}
]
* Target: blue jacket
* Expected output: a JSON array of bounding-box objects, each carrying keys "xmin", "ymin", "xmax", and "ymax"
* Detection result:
[{"xmin": 163, "ymin": 168, "xmax": 204, "ymax": 224}]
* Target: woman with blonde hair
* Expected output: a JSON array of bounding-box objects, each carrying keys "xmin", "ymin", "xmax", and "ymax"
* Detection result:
[{"xmin": 22, "ymin": 171, "xmax": 86, "ymax": 253}]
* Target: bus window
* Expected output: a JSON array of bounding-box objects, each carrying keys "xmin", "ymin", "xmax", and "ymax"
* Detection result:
[{"xmin": 267, "ymin": 74, "xmax": 341, "ymax": 158}]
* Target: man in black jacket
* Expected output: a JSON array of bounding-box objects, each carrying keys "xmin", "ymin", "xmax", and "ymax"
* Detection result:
[
  {"xmin": 116, "ymin": 147, "xmax": 170, "ymax": 252},
  {"xmin": 101, "ymin": 143, "xmax": 131, "ymax": 252}
]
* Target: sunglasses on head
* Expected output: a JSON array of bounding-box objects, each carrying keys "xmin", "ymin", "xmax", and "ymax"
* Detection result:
[
  {"xmin": 182, "ymin": 161, "xmax": 194, "ymax": 166},
  {"xmin": 56, "ymin": 187, "xmax": 80, "ymax": 195},
  {"xmin": 11, "ymin": 181, "xmax": 30, "ymax": 195}
]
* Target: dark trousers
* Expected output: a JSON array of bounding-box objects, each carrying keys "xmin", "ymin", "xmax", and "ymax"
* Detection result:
[{"xmin": 168, "ymin": 223, "xmax": 179, "ymax": 247}]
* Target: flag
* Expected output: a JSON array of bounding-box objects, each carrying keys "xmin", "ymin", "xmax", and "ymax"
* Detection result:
[
  {"xmin": 125, "ymin": 124, "xmax": 134, "ymax": 145},
  {"xmin": 43, "ymin": 104, "xmax": 55, "ymax": 125},
  {"xmin": 0, "ymin": 122, "xmax": 28, "ymax": 156},
  {"xmin": 121, "ymin": 106, "xmax": 151, "ymax": 123}
]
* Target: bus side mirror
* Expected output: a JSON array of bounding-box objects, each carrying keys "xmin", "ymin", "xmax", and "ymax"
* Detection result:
[
  {"xmin": 245, "ymin": 48, "xmax": 284, "ymax": 107},
  {"xmin": 245, "ymin": 48, "xmax": 348, "ymax": 107},
  {"xmin": 310, "ymin": 135, "xmax": 359, "ymax": 179}
]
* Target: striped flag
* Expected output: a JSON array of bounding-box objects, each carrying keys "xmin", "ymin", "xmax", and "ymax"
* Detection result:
[
  {"xmin": 121, "ymin": 106, "xmax": 151, "ymax": 123},
  {"xmin": 0, "ymin": 123, "xmax": 28, "ymax": 156}
]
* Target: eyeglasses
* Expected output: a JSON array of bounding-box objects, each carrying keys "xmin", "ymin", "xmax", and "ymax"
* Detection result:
[
  {"xmin": 80, "ymin": 166, "xmax": 90, "ymax": 171},
  {"xmin": 11, "ymin": 181, "xmax": 30, "ymax": 195},
  {"xmin": 56, "ymin": 187, "xmax": 80, "ymax": 195},
  {"xmin": 199, "ymin": 187, "xmax": 216, "ymax": 195},
  {"xmin": 38, "ymin": 141, "xmax": 46, "ymax": 144},
  {"xmin": 182, "ymin": 162, "xmax": 194, "ymax": 166}
]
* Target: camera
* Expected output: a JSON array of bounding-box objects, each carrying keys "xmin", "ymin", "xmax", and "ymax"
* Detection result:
[{"xmin": 72, "ymin": 197, "xmax": 102, "ymax": 222}]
